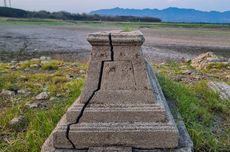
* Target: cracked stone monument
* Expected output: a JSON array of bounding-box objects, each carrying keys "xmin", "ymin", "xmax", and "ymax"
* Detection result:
[{"xmin": 42, "ymin": 31, "xmax": 193, "ymax": 152}]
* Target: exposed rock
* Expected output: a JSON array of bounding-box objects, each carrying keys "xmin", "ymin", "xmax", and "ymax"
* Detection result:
[
  {"xmin": 226, "ymin": 75, "xmax": 230, "ymax": 79},
  {"xmin": 56, "ymin": 93, "xmax": 62, "ymax": 97},
  {"xmin": 18, "ymin": 89, "xmax": 30, "ymax": 95},
  {"xmin": 36, "ymin": 92, "xmax": 49, "ymax": 100},
  {"xmin": 211, "ymin": 114, "xmax": 223, "ymax": 134},
  {"xmin": 24, "ymin": 68, "xmax": 30, "ymax": 71},
  {"xmin": 174, "ymin": 75, "xmax": 183, "ymax": 82},
  {"xmin": 49, "ymin": 97, "xmax": 57, "ymax": 101},
  {"xmin": 25, "ymin": 102, "xmax": 39, "ymax": 109},
  {"xmin": 66, "ymin": 74, "xmax": 74, "ymax": 80},
  {"xmin": 18, "ymin": 89, "xmax": 26, "ymax": 94},
  {"xmin": 76, "ymin": 77, "xmax": 81, "ymax": 80},
  {"xmin": 79, "ymin": 69, "xmax": 86, "ymax": 74},
  {"xmin": 208, "ymin": 81, "xmax": 230, "ymax": 100},
  {"xmin": 10, "ymin": 60, "xmax": 17, "ymax": 64},
  {"xmin": 25, "ymin": 100, "xmax": 49, "ymax": 109},
  {"xmin": 191, "ymin": 52, "xmax": 229, "ymax": 70},
  {"xmin": 30, "ymin": 64, "xmax": 40, "ymax": 68},
  {"xmin": 9, "ymin": 115, "xmax": 27, "ymax": 132},
  {"xmin": 40, "ymin": 56, "xmax": 51, "ymax": 61},
  {"xmin": 10, "ymin": 65, "xmax": 17, "ymax": 70},
  {"xmin": 182, "ymin": 70, "xmax": 195, "ymax": 75},
  {"xmin": 1, "ymin": 89, "xmax": 15, "ymax": 96},
  {"xmin": 159, "ymin": 62, "xmax": 166, "ymax": 66}
]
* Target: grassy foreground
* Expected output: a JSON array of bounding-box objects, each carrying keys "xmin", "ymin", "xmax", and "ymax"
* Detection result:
[
  {"xmin": 0, "ymin": 58, "xmax": 229, "ymax": 151},
  {"xmin": 0, "ymin": 58, "xmax": 86, "ymax": 152},
  {"xmin": 155, "ymin": 61, "xmax": 230, "ymax": 151}
]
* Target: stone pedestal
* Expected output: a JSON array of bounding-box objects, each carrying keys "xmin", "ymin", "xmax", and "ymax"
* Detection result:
[{"xmin": 42, "ymin": 31, "xmax": 191, "ymax": 152}]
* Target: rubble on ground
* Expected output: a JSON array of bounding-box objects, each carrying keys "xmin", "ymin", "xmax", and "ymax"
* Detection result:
[
  {"xmin": 35, "ymin": 92, "xmax": 49, "ymax": 100},
  {"xmin": 208, "ymin": 81, "xmax": 230, "ymax": 100},
  {"xmin": 191, "ymin": 52, "xmax": 229, "ymax": 70},
  {"xmin": 9, "ymin": 115, "xmax": 28, "ymax": 132}
]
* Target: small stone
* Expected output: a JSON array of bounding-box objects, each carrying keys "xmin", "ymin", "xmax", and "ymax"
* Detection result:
[
  {"xmin": 40, "ymin": 56, "xmax": 46, "ymax": 61},
  {"xmin": 226, "ymin": 75, "xmax": 230, "ymax": 79},
  {"xmin": 10, "ymin": 65, "xmax": 16, "ymax": 70},
  {"xmin": 36, "ymin": 92, "xmax": 49, "ymax": 100},
  {"xmin": 66, "ymin": 74, "xmax": 74, "ymax": 80},
  {"xmin": 40, "ymin": 56, "xmax": 51, "ymax": 61},
  {"xmin": 71, "ymin": 63, "xmax": 78, "ymax": 66},
  {"xmin": 79, "ymin": 70, "xmax": 85, "ymax": 74},
  {"xmin": 49, "ymin": 97, "xmax": 57, "ymax": 101},
  {"xmin": 9, "ymin": 116, "xmax": 27, "ymax": 132},
  {"xmin": 25, "ymin": 102, "xmax": 39, "ymax": 109},
  {"xmin": 159, "ymin": 62, "xmax": 165, "ymax": 66},
  {"xmin": 182, "ymin": 70, "xmax": 195, "ymax": 75},
  {"xmin": 18, "ymin": 90, "xmax": 27, "ymax": 95},
  {"xmin": 191, "ymin": 52, "xmax": 228, "ymax": 70},
  {"xmin": 1, "ymin": 89, "xmax": 15, "ymax": 96},
  {"xmin": 56, "ymin": 93, "xmax": 62, "ymax": 97},
  {"xmin": 25, "ymin": 101, "xmax": 49, "ymax": 109},
  {"xmin": 194, "ymin": 75, "xmax": 201, "ymax": 80},
  {"xmin": 30, "ymin": 64, "xmax": 40, "ymax": 68},
  {"xmin": 10, "ymin": 60, "xmax": 17, "ymax": 64},
  {"xmin": 24, "ymin": 68, "xmax": 30, "ymax": 71},
  {"xmin": 174, "ymin": 75, "xmax": 183, "ymax": 82},
  {"xmin": 207, "ymin": 58, "xmax": 226, "ymax": 63},
  {"xmin": 208, "ymin": 81, "xmax": 230, "ymax": 100}
]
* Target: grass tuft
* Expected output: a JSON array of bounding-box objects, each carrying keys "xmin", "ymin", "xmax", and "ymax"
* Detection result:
[{"xmin": 157, "ymin": 74, "xmax": 230, "ymax": 151}]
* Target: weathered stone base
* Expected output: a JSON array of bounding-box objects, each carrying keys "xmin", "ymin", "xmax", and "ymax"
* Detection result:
[
  {"xmin": 54, "ymin": 122, "xmax": 178, "ymax": 149},
  {"xmin": 42, "ymin": 66, "xmax": 193, "ymax": 152},
  {"xmin": 41, "ymin": 98, "xmax": 193, "ymax": 152},
  {"xmin": 66, "ymin": 103, "xmax": 166, "ymax": 123}
]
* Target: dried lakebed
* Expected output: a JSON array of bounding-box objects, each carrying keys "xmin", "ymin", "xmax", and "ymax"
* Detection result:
[{"xmin": 0, "ymin": 25, "xmax": 230, "ymax": 63}]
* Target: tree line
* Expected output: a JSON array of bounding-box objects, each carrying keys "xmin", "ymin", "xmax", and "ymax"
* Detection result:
[{"xmin": 0, "ymin": 7, "xmax": 161, "ymax": 22}]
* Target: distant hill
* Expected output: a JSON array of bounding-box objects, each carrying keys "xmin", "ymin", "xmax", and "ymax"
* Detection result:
[
  {"xmin": 91, "ymin": 7, "xmax": 230, "ymax": 23},
  {"xmin": 0, "ymin": 7, "xmax": 161, "ymax": 22},
  {"xmin": 0, "ymin": 7, "xmax": 28, "ymax": 17}
]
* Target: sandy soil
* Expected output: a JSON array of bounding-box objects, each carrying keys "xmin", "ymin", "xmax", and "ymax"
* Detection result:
[{"xmin": 0, "ymin": 25, "xmax": 230, "ymax": 63}]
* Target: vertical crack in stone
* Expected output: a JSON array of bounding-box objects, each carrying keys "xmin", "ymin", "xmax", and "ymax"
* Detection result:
[
  {"xmin": 65, "ymin": 33, "xmax": 114, "ymax": 149},
  {"xmin": 109, "ymin": 33, "xmax": 114, "ymax": 61}
]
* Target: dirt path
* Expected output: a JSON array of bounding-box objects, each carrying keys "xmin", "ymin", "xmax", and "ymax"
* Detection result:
[{"xmin": 0, "ymin": 25, "xmax": 230, "ymax": 63}]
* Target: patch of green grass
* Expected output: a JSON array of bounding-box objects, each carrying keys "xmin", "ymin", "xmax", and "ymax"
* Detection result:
[
  {"xmin": 158, "ymin": 74, "xmax": 230, "ymax": 151},
  {"xmin": 19, "ymin": 60, "xmax": 32, "ymax": 69},
  {"xmin": 41, "ymin": 60, "xmax": 62, "ymax": 70},
  {"xmin": 207, "ymin": 62, "xmax": 230, "ymax": 70},
  {"xmin": 1, "ymin": 81, "xmax": 83, "ymax": 152},
  {"xmin": 0, "ymin": 58, "xmax": 86, "ymax": 152}
]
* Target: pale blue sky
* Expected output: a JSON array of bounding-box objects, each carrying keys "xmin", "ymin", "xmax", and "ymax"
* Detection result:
[{"xmin": 2, "ymin": 0, "xmax": 230, "ymax": 13}]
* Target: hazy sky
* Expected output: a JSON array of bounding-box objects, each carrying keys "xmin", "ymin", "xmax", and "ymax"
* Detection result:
[{"xmin": 2, "ymin": 0, "xmax": 230, "ymax": 13}]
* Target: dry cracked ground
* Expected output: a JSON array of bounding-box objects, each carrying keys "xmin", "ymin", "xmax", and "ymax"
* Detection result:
[{"xmin": 0, "ymin": 24, "xmax": 230, "ymax": 63}]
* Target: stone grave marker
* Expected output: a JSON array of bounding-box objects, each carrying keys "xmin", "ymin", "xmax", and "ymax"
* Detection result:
[{"xmin": 42, "ymin": 30, "xmax": 192, "ymax": 152}]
